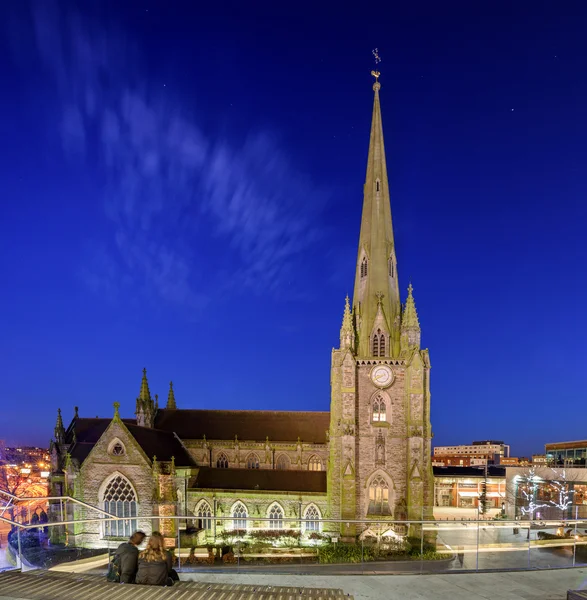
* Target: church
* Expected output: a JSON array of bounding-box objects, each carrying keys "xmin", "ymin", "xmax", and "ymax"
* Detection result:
[{"xmin": 49, "ymin": 73, "xmax": 434, "ymax": 547}]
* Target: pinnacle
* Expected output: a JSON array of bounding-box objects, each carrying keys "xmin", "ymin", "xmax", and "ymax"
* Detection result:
[
  {"xmin": 167, "ymin": 380, "xmax": 177, "ymax": 410},
  {"xmin": 139, "ymin": 368, "xmax": 152, "ymax": 402},
  {"xmin": 402, "ymin": 284, "xmax": 420, "ymax": 330}
]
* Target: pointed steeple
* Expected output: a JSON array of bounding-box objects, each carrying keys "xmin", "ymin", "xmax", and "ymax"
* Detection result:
[
  {"xmin": 353, "ymin": 72, "xmax": 401, "ymax": 357},
  {"xmin": 136, "ymin": 368, "xmax": 155, "ymax": 428},
  {"xmin": 166, "ymin": 381, "xmax": 177, "ymax": 409},
  {"xmin": 339, "ymin": 296, "xmax": 355, "ymax": 351},
  {"xmin": 401, "ymin": 283, "xmax": 421, "ymax": 352},
  {"xmin": 54, "ymin": 408, "xmax": 65, "ymax": 445}
]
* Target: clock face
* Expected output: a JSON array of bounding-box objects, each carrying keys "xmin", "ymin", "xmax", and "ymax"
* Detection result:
[{"xmin": 371, "ymin": 365, "xmax": 394, "ymax": 388}]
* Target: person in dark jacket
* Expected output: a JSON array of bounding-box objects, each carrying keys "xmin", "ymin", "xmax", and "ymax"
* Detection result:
[
  {"xmin": 136, "ymin": 531, "xmax": 174, "ymax": 586},
  {"xmin": 114, "ymin": 530, "xmax": 146, "ymax": 583}
]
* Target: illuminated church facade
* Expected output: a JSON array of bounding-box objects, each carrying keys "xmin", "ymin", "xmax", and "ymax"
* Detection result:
[{"xmin": 49, "ymin": 74, "xmax": 433, "ymax": 546}]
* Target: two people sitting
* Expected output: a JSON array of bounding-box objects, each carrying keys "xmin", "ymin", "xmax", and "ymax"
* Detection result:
[{"xmin": 112, "ymin": 530, "xmax": 178, "ymax": 586}]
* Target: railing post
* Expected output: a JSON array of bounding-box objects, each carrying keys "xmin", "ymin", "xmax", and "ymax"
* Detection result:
[
  {"xmin": 177, "ymin": 522, "xmax": 181, "ymax": 572},
  {"xmin": 17, "ymin": 526, "xmax": 22, "ymax": 570},
  {"xmin": 475, "ymin": 507, "xmax": 480, "ymax": 572}
]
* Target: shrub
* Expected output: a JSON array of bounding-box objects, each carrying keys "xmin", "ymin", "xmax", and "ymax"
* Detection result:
[
  {"xmin": 317, "ymin": 543, "xmax": 375, "ymax": 564},
  {"xmin": 222, "ymin": 551, "xmax": 236, "ymax": 564}
]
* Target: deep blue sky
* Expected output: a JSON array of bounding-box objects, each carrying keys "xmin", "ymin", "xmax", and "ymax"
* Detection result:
[{"xmin": 1, "ymin": 1, "xmax": 586, "ymax": 456}]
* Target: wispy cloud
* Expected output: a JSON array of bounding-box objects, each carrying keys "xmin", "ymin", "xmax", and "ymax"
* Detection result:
[{"xmin": 22, "ymin": 1, "xmax": 327, "ymax": 313}]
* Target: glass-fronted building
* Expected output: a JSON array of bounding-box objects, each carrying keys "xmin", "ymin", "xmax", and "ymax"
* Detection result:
[{"xmin": 545, "ymin": 441, "xmax": 587, "ymax": 466}]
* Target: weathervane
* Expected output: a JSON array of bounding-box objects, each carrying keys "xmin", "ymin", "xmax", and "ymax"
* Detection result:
[{"xmin": 371, "ymin": 48, "xmax": 381, "ymax": 81}]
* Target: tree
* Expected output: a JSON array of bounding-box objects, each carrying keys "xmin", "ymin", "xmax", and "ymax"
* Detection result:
[
  {"xmin": 516, "ymin": 467, "xmax": 549, "ymax": 520},
  {"xmin": 0, "ymin": 465, "xmax": 47, "ymax": 523},
  {"xmin": 547, "ymin": 469, "xmax": 576, "ymax": 519}
]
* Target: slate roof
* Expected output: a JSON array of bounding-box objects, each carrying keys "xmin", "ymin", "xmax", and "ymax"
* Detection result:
[
  {"xmin": 154, "ymin": 409, "xmax": 330, "ymax": 444},
  {"xmin": 190, "ymin": 467, "xmax": 327, "ymax": 494},
  {"xmin": 66, "ymin": 418, "xmax": 194, "ymax": 467}
]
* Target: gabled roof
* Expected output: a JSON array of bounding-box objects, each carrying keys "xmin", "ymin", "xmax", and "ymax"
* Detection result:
[
  {"xmin": 154, "ymin": 409, "xmax": 330, "ymax": 444},
  {"xmin": 191, "ymin": 467, "xmax": 327, "ymax": 494},
  {"xmin": 66, "ymin": 418, "xmax": 194, "ymax": 467}
]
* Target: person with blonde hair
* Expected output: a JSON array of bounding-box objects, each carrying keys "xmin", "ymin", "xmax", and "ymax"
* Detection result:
[{"xmin": 135, "ymin": 531, "xmax": 174, "ymax": 586}]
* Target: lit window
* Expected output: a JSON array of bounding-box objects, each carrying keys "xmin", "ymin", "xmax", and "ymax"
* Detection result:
[
  {"xmin": 246, "ymin": 453, "xmax": 260, "ymax": 469},
  {"xmin": 276, "ymin": 454, "xmax": 290, "ymax": 470},
  {"xmin": 197, "ymin": 501, "xmax": 212, "ymax": 530},
  {"xmin": 216, "ymin": 453, "xmax": 228, "ymax": 469},
  {"xmin": 304, "ymin": 505, "xmax": 321, "ymax": 532},
  {"xmin": 102, "ymin": 475, "xmax": 137, "ymax": 538},
  {"xmin": 372, "ymin": 396, "xmax": 386, "ymax": 423},
  {"xmin": 268, "ymin": 504, "xmax": 284, "ymax": 529},
  {"xmin": 232, "ymin": 502, "xmax": 247, "ymax": 530},
  {"xmin": 368, "ymin": 476, "xmax": 391, "ymax": 515},
  {"xmin": 308, "ymin": 456, "xmax": 322, "ymax": 471}
]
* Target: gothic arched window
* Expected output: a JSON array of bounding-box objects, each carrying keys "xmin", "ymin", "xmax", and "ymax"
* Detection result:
[
  {"xmin": 372, "ymin": 395, "xmax": 386, "ymax": 423},
  {"xmin": 102, "ymin": 475, "xmax": 137, "ymax": 538},
  {"xmin": 379, "ymin": 333, "xmax": 386, "ymax": 357},
  {"xmin": 388, "ymin": 257, "xmax": 394, "ymax": 278},
  {"xmin": 196, "ymin": 500, "xmax": 212, "ymax": 530},
  {"xmin": 368, "ymin": 476, "xmax": 391, "ymax": 515},
  {"xmin": 276, "ymin": 454, "xmax": 290, "ymax": 470},
  {"xmin": 216, "ymin": 453, "xmax": 228, "ymax": 469},
  {"xmin": 246, "ymin": 453, "xmax": 260, "ymax": 469},
  {"xmin": 360, "ymin": 256, "xmax": 368, "ymax": 279},
  {"xmin": 308, "ymin": 456, "xmax": 322, "ymax": 471},
  {"xmin": 268, "ymin": 503, "xmax": 284, "ymax": 529},
  {"xmin": 376, "ymin": 179, "xmax": 380, "ymax": 192},
  {"xmin": 372, "ymin": 333, "xmax": 379, "ymax": 357},
  {"xmin": 304, "ymin": 505, "xmax": 321, "ymax": 532},
  {"xmin": 232, "ymin": 502, "xmax": 248, "ymax": 530}
]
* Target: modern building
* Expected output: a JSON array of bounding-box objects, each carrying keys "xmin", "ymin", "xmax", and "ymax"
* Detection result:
[
  {"xmin": 433, "ymin": 441, "xmax": 510, "ymax": 465},
  {"xmin": 433, "ymin": 467, "xmax": 506, "ymax": 508},
  {"xmin": 48, "ymin": 72, "xmax": 434, "ymax": 547},
  {"xmin": 545, "ymin": 441, "xmax": 587, "ymax": 466}
]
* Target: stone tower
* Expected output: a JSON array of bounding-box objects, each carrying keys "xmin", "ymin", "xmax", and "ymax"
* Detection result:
[{"xmin": 328, "ymin": 73, "xmax": 433, "ymax": 536}]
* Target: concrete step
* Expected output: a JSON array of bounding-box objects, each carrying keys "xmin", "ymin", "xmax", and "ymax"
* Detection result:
[{"xmin": 0, "ymin": 571, "xmax": 353, "ymax": 599}]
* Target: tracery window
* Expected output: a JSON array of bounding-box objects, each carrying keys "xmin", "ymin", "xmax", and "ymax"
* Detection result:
[
  {"xmin": 246, "ymin": 453, "xmax": 260, "ymax": 469},
  {"xmin": 368, "ymin": 476, "xmax": 391, "ymax": 515},
  {"xmin": 304, "ymin": 505, "xmax": 321, "ymax": 532},
  {"xmin": 360, "ymin": 256, "xmax": 368, "ymax": 278},
  {"xmin": 372, "ymin": 395, "xmax": 386, "ymax": 423},
  {"xmin": 102, "ymin": 475, "xmax": 137, "ymax": 538},
  {"xmin": 308, "ymin": 456, "xmax": 322, "ymax": 471},
  {"xmin": 268, "ymin": 503, "xmax": 284, "ymax": 529},
  {"xmin": 111, "ymin": 442, "xmax": 125, "ymax": 456},
  {"xmin": 216, "ymin": 453, "xmax": 228, "ymax": 469},
  {"xmin": 276, "ymin": 454, "xmax": 290, "ymax": 470},
  {"xmin": 196, "ymin": 501, "xmax": 212, "ymax": 530},
  {"xmin": 232, "ymin": 502, "xmax": 248, "ymax": 530}
]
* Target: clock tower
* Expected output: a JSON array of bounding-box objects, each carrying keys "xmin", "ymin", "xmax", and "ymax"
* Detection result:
[{"xmin": 328, "ymin": 73, "xmax": 434, "ymax": 536}]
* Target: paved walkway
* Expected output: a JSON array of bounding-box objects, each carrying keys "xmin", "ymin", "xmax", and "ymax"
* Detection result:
[{"xmin": 181, "ymin": 567, "xmax": 587, "ymax": 600}]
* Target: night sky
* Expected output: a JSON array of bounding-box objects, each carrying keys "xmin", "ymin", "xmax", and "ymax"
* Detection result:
[{"xmin": 1, "ymin": 1, "xmax": 586, "ymax": 456}]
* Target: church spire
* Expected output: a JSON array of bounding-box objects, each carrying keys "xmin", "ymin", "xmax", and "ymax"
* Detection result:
[
  {"xmin": 54, "ymin": 408, "xmax": 65, "ymax": 444},
  {"xmin": 166, "ymin": 381, "xmax": 177, "ymax": 410},
  {"xmin": 352, "ymin": 71, "xmax": 401, "ymax": 357}
]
